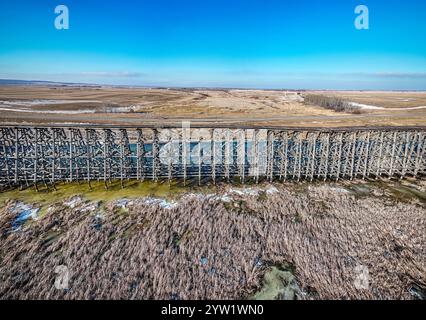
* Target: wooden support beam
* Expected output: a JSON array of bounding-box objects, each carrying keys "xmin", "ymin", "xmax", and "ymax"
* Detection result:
[
  {"xmin": 362, "ymin": 132, "xmax": 371, "ymax": 180},
  {"xmin": 136, "ymin": 129, "xmax": 144, "ymax": 181},
  {"xmin": 310, "ymin": 133, "xmax": 317, "ymax": 182},
  {"xmin": 278, "ymin": 132, "xmax": 288, "ymax": 181},
  {"xmin": 33, "ymin": 129, "xmax": 38, "ymax": 191},
  {"xmin": 376, "ymin": 132, "xmax": 384, "ymax": 178},
  {"xmin": 224, "ymin": 129, "xmax": 231, "ymax": 182},
  {"xmin": 120, "ymin": 131, "xmax": 125, "ymax": 188},
  {"xmin": 1, "ymin": 129, "xmax": 12, "ymax": 188},
  {"xmin": 51, "ymin": 129, "xmax": 57, "ymax": 190},
  {"xmin": 14, "ymin": 127, "xmax": 19, "ymax": 184},
  {"xmin": 211, "ymin": 129, "xmax": 216, "ymax": 184},
  {"xmin": 414, "ymin": 132, "xmax": 424, "ymax": 176},
  {"xmin": 152, "ymin": 129, "xmax": 160, "ymax": 182},
  {"xmin": 389, "ymin": 132, "xmax": 398, "ymax": 178},
  {"xmin": 323, "ymin": 133, "xmax": 330, "ymax": 181},
  {"xmin": 85, "ymin": 130, "xmax": 92, "ymax": 189},
  {"xmin": 336, "ymin": 133, "xmax": 343, "ymax": 181},
  {"xmin": 103, "ymin": 130, "xmax": 108, "ymax": 189},
  {"xmin": 266, "ymin": 130, "xmax": 275, "ymax": 182},
  {"xmin": 401, "ymin": 132, "xmax": 414, "ymax": 179},
  {"xmin": 68, "ymin": 129, "xmax": 73, "ymax": 182},
  {"xmin": 238, "ymin": 129, "xmax": 246, "ymax": 184},
  {"xmin": 198, "ymin": 137, "xmax": 203, "ymax": 185},
  {"xmin": 252, "ymin": 129, "xmax": 260, "ymax": 184},
  {"xmin": 297, "ymin": 133, "xmax": 303, "ymax": 182},
  {"xmin": 349, "ymin": 131, "xmax": 357, "ymax": 180}
]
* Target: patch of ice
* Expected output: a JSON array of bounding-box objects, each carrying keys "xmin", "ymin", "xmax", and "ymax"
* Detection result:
[
  {"xmin": 350, "ymin": 102, "xmax": 426, "ymax": 111},
  {"xmin": 229, "ymin": 188, "xmax": 259, "ymax": 196},
  {"xmin": 0, "ymin": 99, "xmax": 103, "ymax": 114},
  {"xmin": 308, "ymin": 185, "xmax": 350, "ymax": 194},
  {"xmin": 143, "ymin": 198, "xmax": 177, "ymax": 209},
  {"xmin": 46, "ymin": 206, "xmax": 55, "ymax": 215},
  {"xmin": 10, "ymin": 202, "xmax": 40, "ymax": 231},
  {"xmin": 229, "ymin": 189, "xmax": 244, "ymax": 196},
  {"xmin": 90, "ymin": 213, "xmax": 104, "ymax": 231},
  {"xmin": 0, "ymin": 99, "xmax": 140, "ymax": 114},
  {"xmin": 116, "ymin": 198, "xmax": 133, "ymax": 209},
  {"xmin": 158, "ymin": 199, "xmax": 177, "ymax": 209},
  {"xmin": 254, "ymin": 256, "xmax": 263, "ymax": 267},
  {"xmin": 64, "ymin": 196, "xmax": 83, "ymax": 209},
  {"xmin": 183, "ymin": 193, "xmax": 215, "ymax": 201},
  {"xmin": 333, "ymin": 187, "xmax": 351, "ymax": 193},
  {"xmin": 0, "ymin": 99, "xmax": 101, "ymax": 106},
  {"xmin": 266, "ymin": 186, "xmax": 279, "ymax": 195},
  {"xmin": 0, "ymin": 106, "xmax": 98, "ymax": 114},
  {"xmin": 350, "ymin": 102, "xmax": 384, "ymax": 110},
  {"xmin": 80, "ymin": 202, "xmax": 99, "ymax": 212},
  {"xmin": 396, "ymin": 98, "xmax": 416, "ymax": 102},
  {"xmin": 222, "ymin": 195, "xmax": 232, "ymax": 202},
  {"xmin": 212, "ymin": 195, "xmax": 232, "ymax": 203}
]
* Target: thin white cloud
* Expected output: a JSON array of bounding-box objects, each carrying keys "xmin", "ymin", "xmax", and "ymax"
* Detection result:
[
  {"xmin": 328, "ymin": 72, "xmax": 426, "ymax": 79},
  {"xmin": 0, "ymin": 71, "xmax": 147, "ymax": 78},
  {"xmin": 370, "ymin": 72, "xmax": 426, "ymax": 79},
  {"xmin": 77, "ymin": 71, "xmax": 146, "ymax": 78}
]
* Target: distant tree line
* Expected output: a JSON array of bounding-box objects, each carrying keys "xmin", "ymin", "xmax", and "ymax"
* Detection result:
[{"xmin": 303, "ymin": 94, "xmax": 363, "ymax": 114}]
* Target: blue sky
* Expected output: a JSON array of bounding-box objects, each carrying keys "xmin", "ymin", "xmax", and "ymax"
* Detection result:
[{"xmin": 0, "ymin": 0, "xmax": 425, "ymax": 89}]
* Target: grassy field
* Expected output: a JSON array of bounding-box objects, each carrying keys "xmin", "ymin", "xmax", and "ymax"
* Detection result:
[{"xmin": 0, "ymin": 86, "xmax": 425, "ymax": 127}]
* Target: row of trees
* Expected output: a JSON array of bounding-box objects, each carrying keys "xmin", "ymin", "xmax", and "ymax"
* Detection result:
[{"xmin": 304, "ymin": 94, "xmax": 363, "ymax": 113}]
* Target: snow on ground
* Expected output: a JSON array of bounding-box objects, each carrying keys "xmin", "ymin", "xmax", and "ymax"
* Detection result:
[
  {"xmin": 0, "ymin": 100, "xmax": 138, "ymax": 114},
  {"xmin": 350, "ymin": 102, "xmax": 426, "ymax": 111},
  {"xmin": 0, "ymin": 99, "xmax": 101, "ymax": 106},
  {"xmin": 10, "ymin": 202, "xmax": 40, "ymax": 231},
  {"xmin": 229, "ymin": 188, "xmax": 259, "ymax": 196},
  {"xmin": 143, "ymin": 198, "xmax": 178, "ymax": 209},
  {"xmin": 64, "ymin": 196, "xmax": 83, "ymax": 209}
]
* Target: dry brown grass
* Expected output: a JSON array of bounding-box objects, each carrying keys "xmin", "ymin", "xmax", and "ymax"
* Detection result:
[
  {"xmin": 1, "ymin": 86, "xmax": 426, "ymax": 127},
  {"xmin": 0, "ymin": 181, "xmax": 425, "ymax": 300}
]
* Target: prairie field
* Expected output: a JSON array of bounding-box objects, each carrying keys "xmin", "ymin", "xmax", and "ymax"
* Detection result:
[{"xmin": 0, "ymin": 86, "xmax": 425, "ymax": 128}]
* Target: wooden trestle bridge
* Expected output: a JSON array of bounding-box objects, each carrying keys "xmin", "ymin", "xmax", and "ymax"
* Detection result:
[{"xmin": 0, "ymin": 124, "xmax": 425, "ymax": 189}]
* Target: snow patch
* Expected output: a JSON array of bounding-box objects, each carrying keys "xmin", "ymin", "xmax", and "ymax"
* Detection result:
[
  {"xmin": 64, "ymin": 196, "xmax": 83, "ymax": 209},
  {"xmin": 0, "ymin": 106, "xmax": 98, "ymax": 114},
  {"xmin": 217, "ymin": 195, "xmax": 232, "ymax": 203},
  {"xmin": 350, "ymin": 102, "xmax": 426, "ymax": 111},
  {"xmin": 116, "ymin": 199, "xmax": 132, "ymax": 209},
  {"xmin": 143, "ymin": 198, "xmax": 178, "ymax": 209},
  {"xmin": 80, "ymin": 202, "xmax": 99, "ymax": 212},
  {"xmin": 10, "ymin": 202, "xmax": 40, "ymax": 231},
  {"xmin": 0, "ymin": 99, "xmax": 101, "ymax": 106},
  {"xmin": 266, "ymin": 186, "xmax": 279, "ymax": 194},
  {"xmin": 229, "ymin": 188, "xmax": 259, "ymax": 196}
]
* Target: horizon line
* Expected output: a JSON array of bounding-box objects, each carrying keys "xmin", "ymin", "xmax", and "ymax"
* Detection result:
[{"xmin": 1, "ymin": 78, "xmax": 426, "ymax": 92}]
